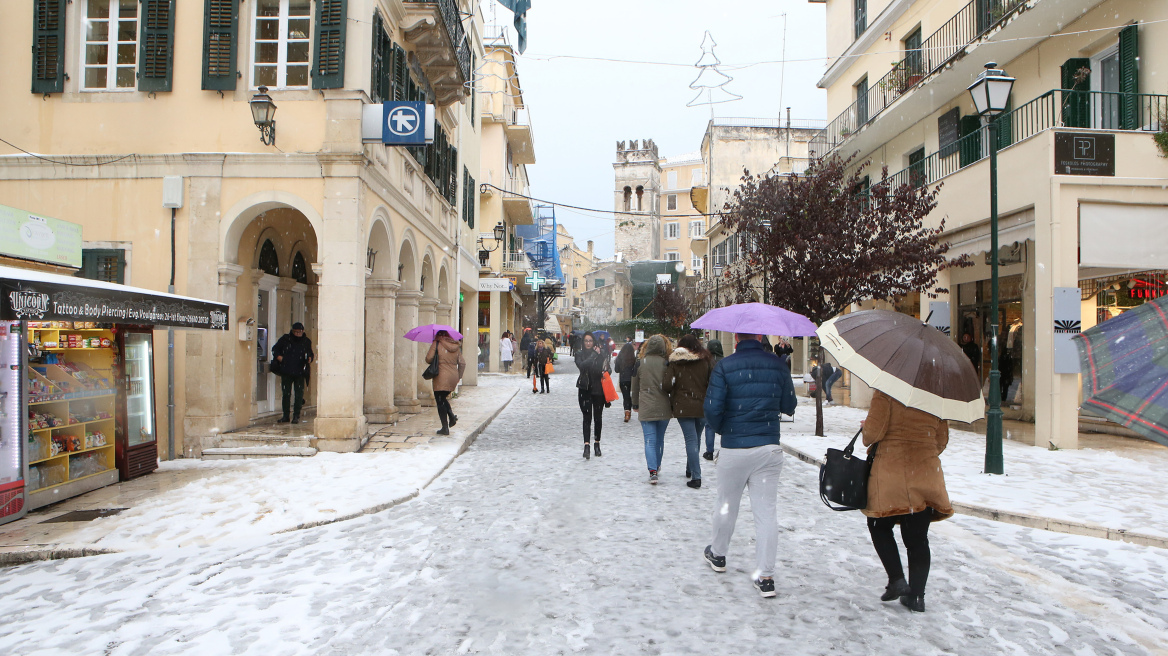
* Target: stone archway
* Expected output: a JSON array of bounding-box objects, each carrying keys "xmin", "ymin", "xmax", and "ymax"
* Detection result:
[
  {"xmin": 394, "ymin": 237, "xmax": 422, "ymax": 414},
  {"xmin": 416, "ymin": 253, "xmax": 438, "ymax": 405},
  {"xmin": 364, "ymin": 216, "xmax": 399, "ymax": 422}
]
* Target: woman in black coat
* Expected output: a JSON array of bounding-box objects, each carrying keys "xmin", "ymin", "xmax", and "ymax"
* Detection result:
[{"xmin": 574, "ymin": 332, "xmax": 610, "ymax": 460}]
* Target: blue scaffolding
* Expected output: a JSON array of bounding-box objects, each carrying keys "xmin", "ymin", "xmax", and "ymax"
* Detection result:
[{"xmin": 515, "ymin": 204, "xmax": 563, "ymax": 284}]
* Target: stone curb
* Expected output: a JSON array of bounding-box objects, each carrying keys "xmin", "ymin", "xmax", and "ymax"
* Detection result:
[
  {"xmin": 781, "ymin": 442, "xmax": 1168, "ymax": 551},
  {"xmin": 0, "ymin": 386, "xmax": 523, "ymax": 568}
]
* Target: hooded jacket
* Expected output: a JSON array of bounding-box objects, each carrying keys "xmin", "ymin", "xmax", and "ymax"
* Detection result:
[
  {"xmin": 663, "ymin": 347, "xmax": 712, "ymax": 418},
  {"xmin": 630, "ymin": 335, "xmax": 673, "ymax": 421},
  {"xmin": 703, "ymin": 339, "xmax": 796, "ymax": 448},
  {"xmin": 425, "ymin": 336, "xmax": 466, "ymax": 392},
  {"xmin": 272, "ymin": 332, "xmax": 314, "ymax": 378}
]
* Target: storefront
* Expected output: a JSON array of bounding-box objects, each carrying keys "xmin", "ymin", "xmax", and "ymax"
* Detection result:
[
  {"xmin": 956, "ymin": 274, "xmax": 1026, "ymax": 406},
  {"xmin": 0, "ymin": 266, "xmax": 228, "ymax": 524}
]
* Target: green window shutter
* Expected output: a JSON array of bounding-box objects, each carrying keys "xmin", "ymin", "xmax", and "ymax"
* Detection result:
[
  {"xmin": 995, "ymin": 98, "xmax": 1014, "ymax": 150},
  {"xmin": 370, "ymin": 12, "xmax": 384, "ymax": 102},
  {"xmin": 1061, "ymin": 58, "xmax": 1091, "ymax": 128},
  {"xmin": 959, "ymin": 114, "xmax": 982, "ymax": 168},
  {"xmin": 312, "ymin": 0, "xmax": 347, "ymax": 89},
  {"xmin": 202, "ymin": 0, "xmax": 238, "ymax": 91},
  {"xmin": 31, "ymin": 0, "xmax": 66, "ymax": 94},
  {"xmin": 1119, "ymin": 23, "xmax": 1140, "ymax": 130},
  {"xmin": 139, "ymin": 0, "xmax": 176, "ymax": 92},
  {"xmin": 392, "ymin": 45, "xmax": 408, "ymax": 100},
  {"xmin": 76, "ymin": 249, "xmax": 126, "ymax": 284}
]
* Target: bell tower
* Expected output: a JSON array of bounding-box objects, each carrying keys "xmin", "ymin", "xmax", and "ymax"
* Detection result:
[{"xmin": 613, "ymin": 139, "xmax": 662, "ymax": 262}]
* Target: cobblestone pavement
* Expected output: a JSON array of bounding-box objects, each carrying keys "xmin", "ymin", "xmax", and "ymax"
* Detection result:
[{"xmin": 0, "ymin": 361, "xmax": 1165, "ymax": 655}]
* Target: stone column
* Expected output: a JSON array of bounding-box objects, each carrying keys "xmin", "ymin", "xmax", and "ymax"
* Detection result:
[
  {"xmin": 417, "ymin": 298, "xmax": 439, "ymax": 405},
  {"xmin": 488, "ymin": 290, "xmax": 502, "ymax": 372},
  {"xmin": 185, "ymin": 262, "xmax": 244, "ymax": 455},
  {"xmin": 364, "ymin": 280, "xmax": 400, "ymax": 423},
  {"xmin": 460, "ymin": 288, "xmax": 478, "ymax": 386},
  {"xmin": 394, "ymin": 291, "xmax": 422, "ymax": 413}
]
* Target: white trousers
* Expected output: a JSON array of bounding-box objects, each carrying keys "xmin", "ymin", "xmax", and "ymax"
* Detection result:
[{"xmin": 710, "ymin": 444, "xmax": 784, "ymax": 578}]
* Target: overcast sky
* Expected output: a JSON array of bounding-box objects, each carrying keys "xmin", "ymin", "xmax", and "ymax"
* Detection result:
[{"xmin": 487, "ymin": 0, "xmax": 829, "ymax": 259}]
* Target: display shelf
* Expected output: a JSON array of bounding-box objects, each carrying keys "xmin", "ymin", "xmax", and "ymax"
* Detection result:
[
  {"xmin": 29, "ymin": 443, "xmax": 114, "ymax": 466},
  {"xmin": 43, "ymin": 347, "xmax": 112, "ymax": 352},
  {"xmin": 31, "ymin": 417, "xmax": 115, "ymax": 433}
]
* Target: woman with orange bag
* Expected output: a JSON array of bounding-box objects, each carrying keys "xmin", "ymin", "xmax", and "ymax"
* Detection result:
[{"xmin": 574, "ymin": 332, "xmax": 611, "ymax": 460}]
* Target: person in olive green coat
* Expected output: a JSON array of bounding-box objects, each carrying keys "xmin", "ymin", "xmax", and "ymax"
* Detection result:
[
  {"xmin": 631, "ymin": 334, "xmax": 673, "ymax": 484},
  {"xmin": 663, "ymin": 335, "xmax": 713, "ymax": 488}
]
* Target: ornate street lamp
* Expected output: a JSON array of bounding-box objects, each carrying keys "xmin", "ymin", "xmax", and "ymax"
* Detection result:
[
  {"xmin": 250, "ymin": 86, "xmax": 277, "ymax": 146},
  {"xmin": 478, "ymin": 222, "xmax": 506, "ymax": 267},
  {"xmin": 967, "ymin": 62, "xmax": 1014, "ymax": 475}
]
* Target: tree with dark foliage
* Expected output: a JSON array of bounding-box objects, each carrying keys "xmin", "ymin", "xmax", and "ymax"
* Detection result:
[
  {"xmin": 652, "ymin": 282, "xmax": 691, "ymax": 329},
  {"xmin": 722, "ymin": 154, "xmax": 967, "ymax": 436}
]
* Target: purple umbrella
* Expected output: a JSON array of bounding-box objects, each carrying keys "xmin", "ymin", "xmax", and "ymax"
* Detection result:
[
  {"xmin": 691, "ymin": 303, "xmax": 818, "ymax": 337},
  {"xmin": 403, "ymin": 324, "xmax": 463, "ymax": 342}
]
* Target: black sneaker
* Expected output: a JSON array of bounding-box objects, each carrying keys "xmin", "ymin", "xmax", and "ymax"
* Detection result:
[
  {"xmin": 702, "ymin": 451, "xmax": 714, "ymax": 461},
  {"xmin": 687, "ymin": 479, "xmax": 701, "ymax": 489},
  {"xmin": 685, "ymin": 468, "xmax": 691, "ymax": 479},
  {"xmin": 703, "ymin": 545, "xmax": 726, "ymax": 572},
  {"xmin": 649, "ymin": 471, "xmax": 658, "ymax": 485},
  {"xmin": 754, "ymin": 578, "xmax": 776, "ymax": 598}
]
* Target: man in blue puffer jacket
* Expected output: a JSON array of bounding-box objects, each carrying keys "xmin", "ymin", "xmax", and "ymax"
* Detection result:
[{"xmin": 701, "ymin": 333, "xmax": 796, "ymax": 598}]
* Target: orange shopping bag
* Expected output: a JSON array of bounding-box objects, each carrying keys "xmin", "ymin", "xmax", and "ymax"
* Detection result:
[{"xmin": 600, "ymin": 371, "xmax": 619, "ymax": 404}]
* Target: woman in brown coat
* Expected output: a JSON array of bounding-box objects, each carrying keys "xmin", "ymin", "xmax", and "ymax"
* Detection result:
[
  {"xmin": 861, "ymin": 389, "xmax": 953, "ymax": 613},
  {"xmin": 425, "ymin": 330, "xmax": 466, "ymax": 435},
  {"xmin": 663, "ymin": 335, "xmax": 712, "ymax": 488}
]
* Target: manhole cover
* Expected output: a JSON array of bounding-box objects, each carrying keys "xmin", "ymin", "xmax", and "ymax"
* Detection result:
[{"xmin": 40, "ymin": 508, "xmax": 128, "ymax": 523}]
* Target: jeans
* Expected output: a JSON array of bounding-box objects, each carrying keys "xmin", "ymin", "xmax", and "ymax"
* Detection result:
[
  {"xmin": 710, "ymin": 445, "xmax": 784, "ymax": 578},
  {"xmin": 825, "ymin": 369, "xmax": 843, "ymax": 402},
  {"xmin": 578, "ymin": 391, "xmax": 605, "ymax": 442},
  {"xmin": 868, "ymin": 511, "xmax": 933, "ymax": 596},
  {"xmin": 677, "ymin": 417, "xmax": 706, "ymax": 480},
  {"xmin": 620, "ymin": 380, "xmax": 633, "ymax": 411},
  {"xmin": 640, "ymin": 419, "xmax": 670, "ymax": 472},
  {"xmin": 704, "ymin": 422, "xmax": 716, "ymax": 454},
  {"xmin": 280, "ymin": 375, "xmax": 305, "ymax": 419}
]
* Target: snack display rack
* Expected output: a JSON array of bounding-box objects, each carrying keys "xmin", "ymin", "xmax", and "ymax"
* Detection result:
[{"xmin": 25, "ymin": 322, "xmax": 120, "ymax": 508}]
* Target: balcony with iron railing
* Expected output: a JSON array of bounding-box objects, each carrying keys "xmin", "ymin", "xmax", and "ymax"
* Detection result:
[
  {"xmin": 401, "ymin": 0, "xmax": 471, "ymax": 106},
  {"xmin": 869, "ymin": 89, "xmax": 1167, "ymax": 193},
  {"xmin": 501, "ymin": 250, "xmax": 534, "ymax": 272},
  {"xmin": 812, "ymin": 0, "xmax": 1034, "ymax": 158},
  {"xmin": 505, "ymin": 103, "xmax": 535, "ymax": 165},
  {"xmin": 501, "ymin": 174, "xmax": 535, "ymax": 225}
]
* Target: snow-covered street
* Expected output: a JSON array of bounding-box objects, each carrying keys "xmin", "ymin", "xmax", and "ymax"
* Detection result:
[{"xmin": 1, "ymin": 364, "xmax": 1167, "ymax": 655}]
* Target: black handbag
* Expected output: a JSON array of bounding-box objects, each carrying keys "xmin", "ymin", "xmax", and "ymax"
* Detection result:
[
  {"xmin": 819, "ymin": 428, "xmax": 877, "ymax": 511},
  {"xmin": 422, "ymin": 348, "xmax": 440, "ymax": 380}
]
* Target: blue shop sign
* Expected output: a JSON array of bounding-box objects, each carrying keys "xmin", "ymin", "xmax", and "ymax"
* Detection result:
[{"xmin": 382, "ymin": 102, "xmax": 426, "ymax": 145}]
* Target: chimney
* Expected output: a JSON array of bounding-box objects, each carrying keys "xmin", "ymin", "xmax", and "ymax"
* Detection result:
[{"xmin": 587, "ymin": 240, "xmax": 594, "ymax": 255}]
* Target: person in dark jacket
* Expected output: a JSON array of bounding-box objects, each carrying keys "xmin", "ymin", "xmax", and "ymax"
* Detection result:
[
  {"xmin": 535, "ymin": 341, "xmax": 552, "ymax": 394},
  {"xmin": 614, "ymin": 336, "xmax": 637, "ymax": 423},
  {"xmin": 519, "ymin": 329, "xmax": 533, "ymax": 374},
  {"xmin": 272, "ymin": 322, "xmax": 314, "ymax": 424},
  {"xmin": 702, "ymin": 339, "xmax": 724, "ymax": 459},
  {"xmin": 663, "ymin": 335, "xmax": 713, "ymax": 488},
  {"xmin": 526, "ymin": 336, "xmax": 539, "ymax": 378},
  {"xmin": 574, "ymin": 332, "xmax": 611, "ymax": 459},
  {"xmin": 702, "ymin": 333, "xmax": 796, "ymax": 598},
  {"xmin": 960, "ymin": 333, "xmax": 981, "ymax": 375}
]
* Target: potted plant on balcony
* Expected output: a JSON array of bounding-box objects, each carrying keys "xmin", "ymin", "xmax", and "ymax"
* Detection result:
[{"xmin": 1155, "ymin": 107, "xmax": 1168, "ymax": 158}]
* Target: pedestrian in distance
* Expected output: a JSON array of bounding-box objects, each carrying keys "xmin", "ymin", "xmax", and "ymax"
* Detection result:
[
  {"xmin": 574, "ymin": 332, "xmax": 611, "ymax": 459},
  {"xmin": 702, "ymin": 332, "xmax": 796, "ymax": 598},
  {"xmin": 526, "ymin": 335, "xmax": 538, "ymax": 378},
  {"xmin": 614, "ymin": 336, "xmax": 637, "ymax": 423},
  {"xmin": 631, "ymin": 334, "xmax": 673, "ymax": 484},
  {"xmin": 500, "ymin": 331, "xmax": 514, "ymax": 373},
  {"xmin": 663, "ymin": 335, "xmax": 713, "ymax": 489},
  {"xmin": 824, "ymin": 360, "xmax": 843, "ymax": 405},
  {"xmin": 817, "ymin": 360, "xmax": 837, "ymax": 405},
  {"xmin": 960, "ymin": 333, "xmax": 981, "ymax": 375},
  {"xmin": 424, "ymin": 330, "xmax": 466, "ymax": 435},
  {"xmin": 535, "ymin": 340, "xmax": 552, "ymax": 394},
  {"xmin": 272, "ymin": 322, "xmax": 314, "ymax": 424},
  {"xmin": 702, "ymin": 339, "xmax": 724, "ymax": 460},
  {"xmin": 861, "ymin": 389, "xmax": 953, "ymax": 613},
  {"xmin": 519, "ymin": 328, "xmax": 533, "ymax": 374}
]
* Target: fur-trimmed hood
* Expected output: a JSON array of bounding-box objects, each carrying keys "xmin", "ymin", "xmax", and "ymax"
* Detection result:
[{"xmin": 669, "ymin": 347, "xmax": 703, "ymax": 363}]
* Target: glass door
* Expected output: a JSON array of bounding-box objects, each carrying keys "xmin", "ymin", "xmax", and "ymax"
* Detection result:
[{"xmin": 124, "ymin": 332, "xmax": 155, "ymax": 447}]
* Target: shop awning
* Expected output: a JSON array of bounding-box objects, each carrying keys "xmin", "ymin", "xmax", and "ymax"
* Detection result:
[
  {"xmin": 0, "ymin": 265, "xmax": 228, "ymax": 330},
  {"xmin": 943, "ymin": 209, "xmax": 1034, "ymax": 259}
]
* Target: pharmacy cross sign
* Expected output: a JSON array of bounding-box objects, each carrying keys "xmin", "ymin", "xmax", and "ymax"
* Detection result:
[{"xmin": 526, "ymin": 269, "xmax": 547, "ymax": 291}]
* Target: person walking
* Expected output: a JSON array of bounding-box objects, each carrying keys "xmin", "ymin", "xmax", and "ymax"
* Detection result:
[
  {"xmin": 702, "ymin": 332, "xmax": 796, "ymax": 598},
  {"xmin": 500, "ymin": 331, "xmax": 515, "ymax": 373},
  {"xmin": 614, "ymin": 336, "xmax": 637, "ymax": 423},
  {"xmin": 574, "ymin": 332, "xmax": 611, "ymax": 459},
  {"xmin": 519, "ymin": 328, "xmax": 533, "ymax": 374},
  {"xmin": 824, "ymin": 360, "xmax": 843, "ymax": 405},
  {"xmin": 820, "ymin": 360, "xmax": 837, "ymax": 405},
  {"xmin": 861, "ymin": 389, "xmax": 953, "ymax": 613},
  {"xmin": 535, "ymin": 340, "xmax": 552, "ymax": 394},
  {"xmin": 702, "ymin": 339, "xmax": 724, "ymax": 460},
  {"xmin": 631, "ymin": 334, "xmax": 673, "ymax": 484},
  {"xmin": 526, "ymin": 335, "xmax": 538, "ymax": 378},
  {"xmin": 424, "ymin": 330, "xmax": 466, "ymax": 436},
  {"xmin": 272, "ymin": 322, "xmax": 314, "ymax": 424},
  {"xmin": 663, "ymin": 335, "xmax": 713, "ymax": 489},
  {"xmin": 960, "ymin": 333, "xmax": 981, "ymax": 375}
]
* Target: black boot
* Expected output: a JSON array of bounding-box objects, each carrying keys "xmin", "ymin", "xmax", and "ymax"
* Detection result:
[
  {"xmin": 290, "ymin": 414, "xmax": 300, "ymax": 425},
  {"xmin": 899, "ymin": 594, "xmax": 925, "ymax": 613},
  {"xmin": 881, "ymin": 579, "xmax": 911, "ymax": 602},
  {"xmin": 449, "ymin": 414, "xmax": 458, "ymax": 427},
  {"xmin": 583, "ymin": 442, "xmax": 590, "ymax": 460},
  {"xmin": 277, "ymin": 416, "xmax": 290, "ymax": 423},
  {"xmin": 437, "ymin": 412, "xmax": 450, "ymax": 436},
  {"xmin": 593, "ymin": 441, "xmax": 601, "ymax": 457}
]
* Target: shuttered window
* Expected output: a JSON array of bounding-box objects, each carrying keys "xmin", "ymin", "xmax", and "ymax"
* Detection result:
[
  {"xmin": 463, "ymin": 168, "xmax": 476, "ymax": 229},
  {"xmin": 1118, "ymin": 23, "xmax": 1139, "ymax": 130},
  {"xmin": 393, "ymin": 45, "xmax": 408, "ymax": 101},
  {"xmin": 312, "ymin": 0, "xmax": 346, "ymax": 89},
  {"xmin": 202, "ymin": 0, "xmax": 239, "ymax": 90},
  {"xmin": 1061, "ymin": 57, "xmax": 1092, "ymax": 129},
  {"xmin": 370, "ymin": 11, "xmax": 391, "ymax": 102},
  {"xmin": 32, "ymin": 0, "xmax": 66, "ymax": 93},
  {"xmin": 76, "ymin": 249, "xmax": 126, "ymax": 284},
  {"xmin": 959, "ymin": 114, "xmax": 982, "ymax": 168},
  {"xmin": 853, "ymin": 0, "xmax": 866, "ymax": 40},
  {"xmin": 253, "ymin": 0, "xmax": 311, "ymax": 88},
  {"xmin": 82, "ymin": 0, "xmax": 139, "ymax": 90},
  {"xmin": 138, "ymin": 0, "xmax": 175, "ymax": 92}
]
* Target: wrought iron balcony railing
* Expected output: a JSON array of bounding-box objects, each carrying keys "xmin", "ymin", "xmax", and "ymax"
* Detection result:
[{"xmin": 811, "ymin": 0, "xmax": 1028, "ymax": 157}]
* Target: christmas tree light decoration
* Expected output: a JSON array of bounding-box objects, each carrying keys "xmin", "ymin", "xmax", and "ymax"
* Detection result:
[{"xmin": 687, "ymin": 31, "xmax": 743, "ymax": 111}]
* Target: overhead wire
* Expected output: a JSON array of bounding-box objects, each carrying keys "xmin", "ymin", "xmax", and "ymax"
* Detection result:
[
  {"xmin": 480, "ymin": 182, "xmax": 724, "ymax": 220},
  {"xmin": 0, "ymin": 137, "xmax": 134, "ymax": 166}
]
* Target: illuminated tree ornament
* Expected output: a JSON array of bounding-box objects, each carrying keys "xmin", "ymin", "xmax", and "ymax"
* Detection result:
[{"xmin": 687, "ymin": 31, "xmax": 743, "ymax": 112}]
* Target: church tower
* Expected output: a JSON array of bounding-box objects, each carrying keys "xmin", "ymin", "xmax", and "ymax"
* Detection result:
[{"xmin": 613, "ymin": 139, "xmax": 662, "ymax": 262}]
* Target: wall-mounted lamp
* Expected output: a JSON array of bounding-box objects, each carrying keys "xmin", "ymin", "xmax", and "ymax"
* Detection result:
[
  {"xmin": 250, "ymin": 86, "xmax": 277, "ymax": 146},
  {"xmin": 477, "ymin": 221, "xmax": 506, "ymax": 267},
  {"xmin": 366, "ymin": 248, "xmax": 378, "ymax": 272}
]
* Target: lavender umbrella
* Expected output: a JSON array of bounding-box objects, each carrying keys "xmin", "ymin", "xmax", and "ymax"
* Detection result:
[
  {"xmin": 691, "ymin": 303, "xmax": 818, "ymax": 337},
  {"xmin": 403, "ymin": 324, "xmax": 463, "ymax": 342}
]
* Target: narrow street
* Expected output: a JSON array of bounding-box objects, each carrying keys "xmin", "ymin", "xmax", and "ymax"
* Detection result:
[{"xmin": 1, "ymin": 362, "xmax": 1165, "ymax": 655}]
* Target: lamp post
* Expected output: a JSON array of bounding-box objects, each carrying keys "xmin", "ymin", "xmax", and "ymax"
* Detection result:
[
  {"xmin": 967, "ymin": 62, "xmax": 1015, "ymax": 475},
  {"xmin": 249, "ymin": 86, "xmax": 277, "ymax": 146},
  {"xmin": 477, "ymin": 222, "xmax": 506, "ymax": 267}
]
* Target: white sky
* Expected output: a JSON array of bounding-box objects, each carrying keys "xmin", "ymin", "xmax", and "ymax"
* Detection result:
[{"xmin": 486, "ymin": 0, "xmax": 829, "ymax": 259}]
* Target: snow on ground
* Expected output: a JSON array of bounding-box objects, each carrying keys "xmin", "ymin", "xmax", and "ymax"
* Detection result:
[
  {"xmin": 782, "ymin": 397, "xmax": 1168, "ymax": 539},
  {"xmin": 1, "ymin": 363, "xmax": 1166, "ymax": 655}
]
